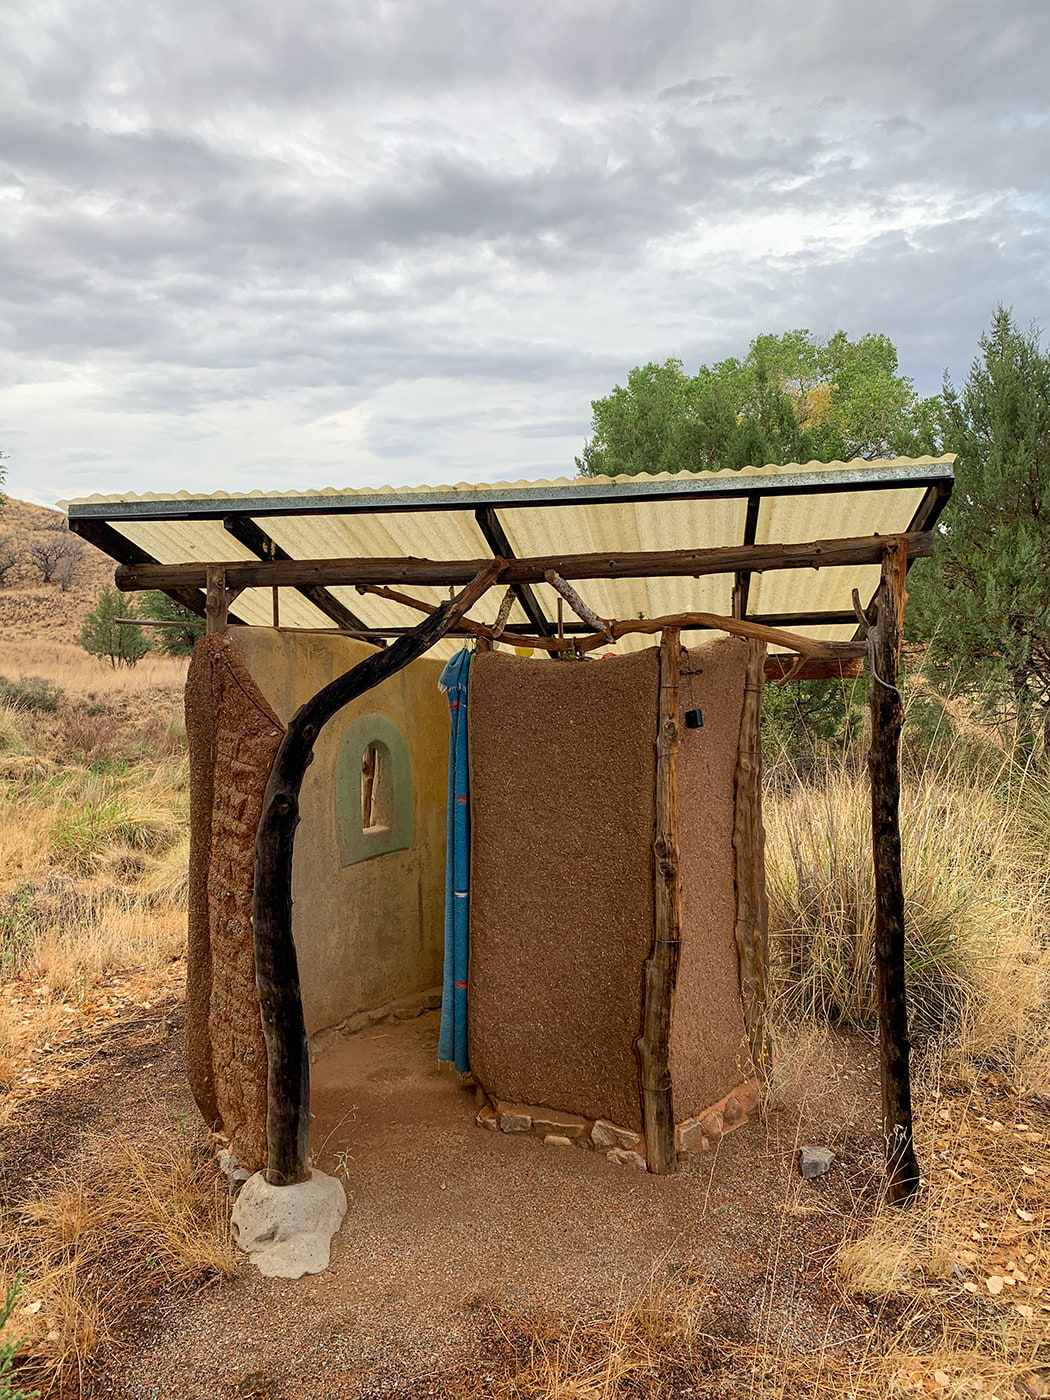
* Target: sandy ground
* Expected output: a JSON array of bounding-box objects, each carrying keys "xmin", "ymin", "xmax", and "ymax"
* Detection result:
[{"xmin": 96, "ymin": 1011, "xmax": 884, "ymax": 1400}]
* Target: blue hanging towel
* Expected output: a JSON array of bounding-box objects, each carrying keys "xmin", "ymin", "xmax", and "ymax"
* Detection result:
[{"xmin": 438, "ymin": 648, "xmax": 473, "ymax": 1073}]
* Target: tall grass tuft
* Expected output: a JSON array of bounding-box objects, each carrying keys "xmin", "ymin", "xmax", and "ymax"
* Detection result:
[{"xmin": 765, "ymin": 725, "xmax": 1049, "ymax": 1051}]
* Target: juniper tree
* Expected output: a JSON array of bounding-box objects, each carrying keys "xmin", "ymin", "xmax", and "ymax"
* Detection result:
[
  {"xmin": 80, "ymin": 586, "xmax": 152, "ymax": 668},
  {"xmin": 909, "ymin": 308, "xmax": 1050, "ymax": 748},
  {"xmin": 139, "ymin": 590, "xmax": 201, "ymax": 656}
]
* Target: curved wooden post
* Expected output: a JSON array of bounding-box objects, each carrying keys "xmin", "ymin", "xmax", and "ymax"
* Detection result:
[
  {"xmin": 254, "ymin": 563, "xmax": 503, "ymax": 1186},
  {"xmin": 869, "ymin": 538, "xmax": 920, "ymax": 1203},
  {"xmin": 637, "ymin": 628, "xmax": 683, "ymax": 1174}
]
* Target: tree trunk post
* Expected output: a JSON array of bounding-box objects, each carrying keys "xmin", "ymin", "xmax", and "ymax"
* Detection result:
[
  {"xmin": 733, "ymin": 638, "xmax": 772, "ymax": 1082},
  {"xmin": 869, "ymin": 537, "xmax": 920, "ymax": 1203},
  {"xmin": 637, "ymin": 628, "xmax": 683, "ymax": 1174},
  {"xmin": 205, "ymin": 566, "xmax": 228, "ymax": 635},
  {"xmin": 253, "ymin": 562, "xmax": 503, "ymax": 1186}
]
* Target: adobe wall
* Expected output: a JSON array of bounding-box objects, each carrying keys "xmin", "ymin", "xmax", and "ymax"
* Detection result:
[
  {"xmin": 229, "ymin": 628, "xmax": 449, "ymax": 1039},
  {"xmin": 467, "ymin": 648, "xmax": 659, "ymax": 1130},
  {"xmin": 670, "ymin": 637, "xmax": 754, "ymax": 1117}
]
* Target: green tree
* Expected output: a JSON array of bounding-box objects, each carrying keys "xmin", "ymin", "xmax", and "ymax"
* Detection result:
[
  {"xmin": 909, "ymin": 308, "xmax": 1050, "ymax": 747},
  {"xmin": 139, "ymin": 590, "xmax": 202, "ymax": 656},
  {"xmin": 79, "ymin": 586, "xmax": 152, "ymax": 668},
  {"xmin": 576, "ymin": 329, "xmax": 938, "ymax": 477}
]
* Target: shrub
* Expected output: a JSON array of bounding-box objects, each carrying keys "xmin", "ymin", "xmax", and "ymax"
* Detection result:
[
  {"xmin": 139, "ymin": 591, "xmax": 203, "ymax": 656},
  {"xmin": 79, "ymin": 588, "xmax": 152, "ymax": 668},
  {"xmin": 0, "ymin": 676, "xmax": 63, "ymax": 714}
]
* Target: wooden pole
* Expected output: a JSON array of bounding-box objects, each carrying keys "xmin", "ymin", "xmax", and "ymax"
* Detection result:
[
  {"xmin": 205, "ymin": 566, "xmax": 228, "ymax": 635},
  {"xmin": 354, "ymin": 581, "xmax": 866, "ymax": 666},
  {"xmin": 733, "ymin": 639, "xmax": 773, "ymax": 1081},
  {"xmin": 637, "ymin": 629, "xmax": 683, "ymax": 1174},
  {"xmin": 115, "ymin": 530, "xmax": 938, "ymax": 594},
  {"xmin": 868, "ymin": 537, "xmax": 920, "ymax": 1203},
  {"xmin": 253, "ymin": 561, "xmax": 504, "ymax": 1186}
]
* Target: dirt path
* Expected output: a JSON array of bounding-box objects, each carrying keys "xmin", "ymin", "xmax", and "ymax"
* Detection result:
[{"xmin": 99, "ymin": 1012, "xmax": 883, "ymax": 1400}]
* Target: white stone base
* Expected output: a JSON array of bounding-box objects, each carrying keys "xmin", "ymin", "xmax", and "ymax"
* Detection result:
[{"xmin": 231, "ymin": 1169, "xmax": 347, "ymax": 1279}]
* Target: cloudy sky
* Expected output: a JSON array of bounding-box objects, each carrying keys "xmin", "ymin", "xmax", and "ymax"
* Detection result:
[{"xmin": 1, "ymin": 1, "xmax": 1047, "ymax": 506}]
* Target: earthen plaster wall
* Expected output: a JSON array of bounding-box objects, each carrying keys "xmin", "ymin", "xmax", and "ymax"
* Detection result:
[
  {"xmin": 228, "ymin": 628, "xmax": 449, "ymax": 1040},
  {"xmin": 466, "ymin": 648, "xmax": 659, "ymax": 1130},
  {"xmin": 185, "ymin": 635, "xmax": 285, "ymax": 1168},
  {"xmin": 671, "ymin": 638, "xmax": 754, "ymax": 1117}
]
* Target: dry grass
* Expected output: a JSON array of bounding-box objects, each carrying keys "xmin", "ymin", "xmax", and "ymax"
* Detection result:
[
  {"xmin": 483, "ymin": 1275, "xmax": 724, "ymax": 1399},
  {"xmin": 765, "ymin": 733, "xmax": 1050, "ymax": 1062},
  {"xmin": 2, "ymin": 1128, "xmax": 238, "ymax": 1395},
  {"xmin": 0, "ymin": 640, "xmax": 188, "ymax": 699}
]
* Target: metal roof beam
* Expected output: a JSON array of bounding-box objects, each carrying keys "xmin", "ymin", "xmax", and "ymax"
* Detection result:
[
  {"xmin": 473, "ymin": 506, "xmax": 554, "ymax": 636},
  {"xmin": 222, "ymin": 515, "xmax": 386, "ymax": 646}
]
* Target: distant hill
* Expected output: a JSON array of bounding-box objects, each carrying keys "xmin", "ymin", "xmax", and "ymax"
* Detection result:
[{"xmin": 0, "ymin": 497, "xmax": 116, "ymax": 644}]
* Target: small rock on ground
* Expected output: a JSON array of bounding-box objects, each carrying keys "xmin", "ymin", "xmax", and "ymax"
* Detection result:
[{"xmin": 798, "ymin": 1145, "xmax": 835, "ymax": 1180}]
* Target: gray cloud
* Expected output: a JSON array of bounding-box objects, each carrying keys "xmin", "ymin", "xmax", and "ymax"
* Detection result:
[{"xmin": 0, "ymin": 0, "xmax": 1048, "ymax": 504}]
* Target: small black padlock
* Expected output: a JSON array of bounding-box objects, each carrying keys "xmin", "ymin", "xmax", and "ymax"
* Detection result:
[{"xmin": 684, "ymin": 708, "xmax": 704, "ymax": 729}]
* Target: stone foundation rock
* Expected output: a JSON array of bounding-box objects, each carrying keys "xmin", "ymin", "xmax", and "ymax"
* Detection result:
[{"xmin": 473, "ymin": 1078, "xmax": 762, "ymax": 1171}]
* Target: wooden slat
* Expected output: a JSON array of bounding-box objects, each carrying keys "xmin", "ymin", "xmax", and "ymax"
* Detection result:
[
  {"xmin": 636, "ymin": 629, "xmax": 683, "ymax": 1175},
  {"xmin": 764, "ymin": 654, "xmax": 865, "ymax": 681},
  {"xmin": 733, "ymin": 639, "xmax": 773, "ymax": 1082},
  {"xmin": 869, "ymin": 537, "xmax": 921, "ymax": 1203},
  {"xmin": 114, "ymin": 531, "xmax": 937, "ymax": 594}
]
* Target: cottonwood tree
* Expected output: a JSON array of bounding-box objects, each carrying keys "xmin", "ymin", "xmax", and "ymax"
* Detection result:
[
  {"xmin": 909, "ymin": 308, "xmax": 1050, "ymax": 749},
  {"xmin": 576, "ymin": 330, "xmax": 938, "ymax": 477}
]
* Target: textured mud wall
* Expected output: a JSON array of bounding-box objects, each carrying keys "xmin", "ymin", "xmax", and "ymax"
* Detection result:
[
  {"xmin": 670, "ymin": 638, "xmax": 753, "ymax": 1118},
  {"xmin": 185, "ymin": 636, "xmax": 285, "ymax": 1169},
  {"xmin": 229, "ymin": 629, "xmax": 449, "ymax": 1039},
  {"xmin": 467, "ymin": 649, "xmax": 659, "ymax": 1130}
]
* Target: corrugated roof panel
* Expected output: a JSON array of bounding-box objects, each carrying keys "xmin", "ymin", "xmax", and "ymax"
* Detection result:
[
  {"xmin": 67, "ymin": 458, "xmax": 953, "ymax": 655},
  {"xmin": 748, "ymin": 486, "xmax": 923, "ymax": 620},
  {"xmin": 757, "ymin": 486, "xmax": 924, "ymax": 546},
  {"xmin": 59, "ymin": 456, "xmax": 954, "ymax": 513},
  {"xmin": 114, "ymin": 519, "xmax": 260, "ymax": 565},
  {"xmin": 497, "ymin": 495, "xmax": 747, "ymax": 640},
  {"xmin": 229, "ymin": 589, "xmax": 335, "ymax": 631},
  {"xmin": 263, "ymin": 509, "xmax": 492, "ymax": 627}
]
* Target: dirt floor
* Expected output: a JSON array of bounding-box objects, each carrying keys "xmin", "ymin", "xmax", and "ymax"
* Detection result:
[{"xmin": 82, "ymin": 1010, "xmax": 886, "ymax": 1400}]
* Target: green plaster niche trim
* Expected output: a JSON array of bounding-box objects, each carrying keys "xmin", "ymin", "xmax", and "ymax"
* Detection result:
[{"xmin": 337, "ymin": 713, "xmax": 414, "ymax": 866}]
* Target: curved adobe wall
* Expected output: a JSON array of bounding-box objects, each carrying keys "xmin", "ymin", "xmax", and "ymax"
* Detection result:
[
  {"xmin": 185, "ymin": 629, "xmax": 449, "ymax": 1169},
  {"xmin": 229, "ymin": 628, "xmax": 449, "ymax": 1040}
]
